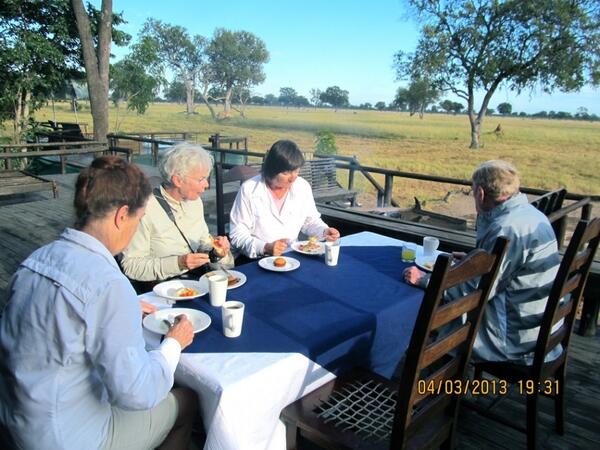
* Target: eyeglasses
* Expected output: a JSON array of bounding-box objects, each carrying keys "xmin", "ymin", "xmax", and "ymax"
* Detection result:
[{"xmin": 186, "ymin": 175, "xmax": 208, "ymax": 184}]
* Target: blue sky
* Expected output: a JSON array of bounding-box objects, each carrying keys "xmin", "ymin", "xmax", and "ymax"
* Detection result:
[{"xmin": 109, "ymin": 0, "xmax": 599, "ymax": 114}]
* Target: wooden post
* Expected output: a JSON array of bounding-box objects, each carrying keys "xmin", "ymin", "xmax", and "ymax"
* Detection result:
[
  {"xmin": 151, "ymin": 142, "xmax": 159, "ymax": 166},
  {"xmin": 59, "ymin": 145, "xmax": 66, "ymax": 174},
  {"xmin": 348, "ymin": 156, "xmax": 357, "ymax": 191},
  {"xmin": 377, "ymin": 191, "xmax": 384, "ymax": 207},
  {"xmin": 383, "ymin": 174, "xmax": 394, "ymax": 206}
]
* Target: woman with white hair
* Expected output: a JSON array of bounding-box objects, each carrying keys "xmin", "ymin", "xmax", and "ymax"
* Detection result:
[{"xmin": 121, "ymin": 143, "xmax": 234, "ymax": 289}]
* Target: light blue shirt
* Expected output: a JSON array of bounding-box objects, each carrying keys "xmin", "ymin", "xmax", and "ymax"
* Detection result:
[
  {"xmin": 0, "ymin": 228, "xmax": 179, "ymax": 449},
  {"xmin": 446, "ymin": 193, "xmax": 561, "ymax": 363}
]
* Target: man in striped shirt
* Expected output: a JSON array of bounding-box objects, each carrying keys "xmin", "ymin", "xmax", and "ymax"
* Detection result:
[{"xmin": 404, "ymin": 160, "xmax": 560, "ymax": 363}]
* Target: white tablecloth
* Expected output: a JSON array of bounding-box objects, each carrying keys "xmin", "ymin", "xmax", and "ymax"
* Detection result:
[{"xmin": 142, "ymin": 231, "xmax": 409, "ymax": 450}]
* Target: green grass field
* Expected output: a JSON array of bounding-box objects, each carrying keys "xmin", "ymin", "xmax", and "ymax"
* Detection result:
[{"xmin": 11, "ymin": 101, "xmax": 600, "ymax": 205}]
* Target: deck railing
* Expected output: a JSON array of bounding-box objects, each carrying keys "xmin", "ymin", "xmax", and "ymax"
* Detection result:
[{"xmin": 0, "ymin": 141, "xmax": 108, "ymax": 173}]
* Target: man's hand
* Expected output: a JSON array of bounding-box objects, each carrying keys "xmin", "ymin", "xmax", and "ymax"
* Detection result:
[
  {"xmin": 212, "ymin": 236, "xmax": 230, "ymax": 257},
  {"xmin": 403, "ymin": 266, "xmax": 426, "ymax": 286},
  {"xmin": 264, "ymin": 238, "xmax": 289, "ymax": 256},
  {"xmin": 166, "ymin": 315, "xmax": 194, "ymax": 350},
  {"xmin": 452, "ymin": 251, "xmax": 467, "ymax": 261},
  {"xmin": 323, "ymin": 227, "xmax": 340, "ymax": 241},
  {"xmin": 178, "ymin": 252, "xmax": 210, "ymax": 270}
]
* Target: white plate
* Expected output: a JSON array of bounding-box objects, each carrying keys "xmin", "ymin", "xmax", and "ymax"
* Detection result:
[
  {"xmin": 258, "ymin": 256, "xmax": 300, "ymax": 272},
  {"xmin": 143, "ymin": 308, "xmax": 211, "ymax": 335},
  {"xmin": 415, "ymin": 252, "xmax": 453, "ymax": 272},
  {"xmin": 291, "ymin": 240, "xmax": 325, "ymax": 255},
  {"xmin": 152, "ymin": 280, "xmax": 208, "ymax": 301},
  {"xmin": 199, "ymin": 270, "xmax": 247, "ymax": 290},
  {"xmin": 415, "ymin": 255, "xmax": 437, "ymax": 272}
]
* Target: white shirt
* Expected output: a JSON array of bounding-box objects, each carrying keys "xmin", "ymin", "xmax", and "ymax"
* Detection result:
[
  {"xmin": 0, "ymin": 228, "xmax": 181, "ymax": 449},
  {"xmin": 229, "ymin": 175, "xmax": 329, "ymax": 258}
]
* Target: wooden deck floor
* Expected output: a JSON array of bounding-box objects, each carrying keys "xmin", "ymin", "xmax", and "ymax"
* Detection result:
[{"xmin": 0, "ymin": 172, "xmax": 598, "ymax": 449}]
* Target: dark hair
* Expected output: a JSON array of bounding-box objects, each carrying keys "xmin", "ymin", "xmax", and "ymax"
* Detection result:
[
  {"xmin": 261, "ymin": 140, "xmax": 305, "ymax": 182},
  {"xmin": 74, "ymin": 156, "xmax": 151, "ymax": 229}
]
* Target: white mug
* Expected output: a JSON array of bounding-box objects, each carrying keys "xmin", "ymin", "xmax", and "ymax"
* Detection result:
[
  {"xmin": 325, "ymin": 240, "xmax": 340, "ymax": 266},
  {"xmin": 423, "ymin": 237, "xmax": 440, "ymax": 257},
  {"xmin": 208, "ymin": 274, "xmax": 228, "ymax": 307},
  {"xmin": 222, "ymin": 301, "xmax": 245, "ymax": 338}
]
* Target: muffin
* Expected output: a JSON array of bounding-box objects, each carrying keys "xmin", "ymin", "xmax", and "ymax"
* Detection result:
[{"xmin": 273, "ymin": 257, "xmax": 287, "ymax": 267}]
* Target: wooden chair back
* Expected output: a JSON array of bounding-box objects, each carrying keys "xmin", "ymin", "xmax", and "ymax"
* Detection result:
[
  {"xmin": 299, "ymin": 157, "xmax": 357, "ymax": 205},
  {"xmin": 530, "ymin": 188, "xmax": 567, "ymax": 216},
  {"xmin": 533, "ymin": 217, "xmax": 600, "ymax": 378},
  {"xmin": 214, "ymin": 163, "xmax": 260, "ymax": 236},
  {"xmin": 391, "ymin": 237, "xmax": 509, "ymax": 448}
]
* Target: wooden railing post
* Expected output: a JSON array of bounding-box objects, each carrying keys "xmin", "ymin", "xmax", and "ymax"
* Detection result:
[
  {"xmin": 151, "ymin": 142, "xmax": 159, "ymax": 166},
  {"xmin": 59, "ymin": 145, "xmax": 66, "ymax": 174},
  {"xmin": 348, "ymin": 156, "xmax": 357, "ymax": 192},
  {"xmin": 383, "ymin": 174, "xmax": 394, "ymax": 207}
]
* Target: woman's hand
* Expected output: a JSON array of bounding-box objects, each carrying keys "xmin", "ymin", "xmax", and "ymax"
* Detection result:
[
  {"xmin": 323, "ymin": 227, "xmax": 340, "ymax": 241},
  {"xmin": 264, "ymin": 238, "xmax": 289, "ymax": 256},
  {"xmin": 139, "ymin": 300, "xmax": 157, "ymax": 316},
  {"xmin": 212, "ymin": 236, "xmax": 230, "ymax": 257},
  {"xmin": 178, "ymin": 252, "xmax": 210, "ymax": 270},
  {"xmin": 403, "ymin": 266, "xmax": 426, "ymax": 286},
  {"xmin": 166, "ymin": 315, "xmax": 194, "ymax": 349}
]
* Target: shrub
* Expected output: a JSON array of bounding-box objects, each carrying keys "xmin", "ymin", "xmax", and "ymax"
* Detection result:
[{"xmin": 314, "ymin": 130, "xmax": 338, "ymax": 155}]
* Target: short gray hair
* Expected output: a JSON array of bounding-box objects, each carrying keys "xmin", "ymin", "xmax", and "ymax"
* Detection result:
[
  {"xmin": 472, "ymin": 160, "xmax": 520, "ymax": 201},
  {"xmin": 159, "ymin": 143, "xmax": 213, "ymax": 185}
]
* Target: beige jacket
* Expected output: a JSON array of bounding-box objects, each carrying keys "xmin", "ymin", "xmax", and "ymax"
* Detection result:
[{"xmin": 121, "ymin": 186, "xmax": 234, "ymax": 281}]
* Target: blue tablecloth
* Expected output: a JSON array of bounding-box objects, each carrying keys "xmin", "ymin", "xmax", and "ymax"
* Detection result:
[{"xmin": 182, "ymin": 245, "xmax": 424, "ymax": 378}]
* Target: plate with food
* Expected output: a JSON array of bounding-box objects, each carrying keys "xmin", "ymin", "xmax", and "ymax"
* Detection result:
[
  {"xmin": 291, "ymin": 236, "xmax": 325, "ymax": 255},
  {"xmin": 143, "ymin": 308, "xmax": 211, "ymax": 335},
  {"xmin": 415, "ymin": 255, "xmax": 436, "ymax": 272},
  {"xmin": 199, "ymin": 270, "xmax": 247, "ymax": 290},
  {"xmin": 258, "ymin": 256, "xmax": 300, "ymax": 272},
  {"xmin": 152, "ymin": 280, "xmax": 208, "ymax": 301},
  {"xmin": 415, "ymin": 252, "xmax": 454, "ymax": 272}
]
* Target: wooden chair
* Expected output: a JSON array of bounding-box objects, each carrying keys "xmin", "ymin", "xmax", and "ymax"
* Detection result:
[
  {"xmin": 214, "ymin": 162, "xmax": 260, "ymax": 236},
  {"xmin": 281, "ymin": 237, "xmax": 509, "ymax": 450},
  {"xmin": 470, "ymin": 217, "xmax": 600, "ymax": 450},
  {"xmin": 299, "ymin": 157, "xmax": 357, "ymax": 206}
]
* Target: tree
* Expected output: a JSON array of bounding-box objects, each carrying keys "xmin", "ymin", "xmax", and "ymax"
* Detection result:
[
  {"xmin": 206, "ymin": 28, "xmax": 269, "ymax": 117},
  {"xmin": 497, "ymin": 102, "xmax": 512, "ymax": 115},
  {"xmin": 110, "ymin": 38, "xmax": 163, "ymax": 116},
  {"xmin": 309, "ymin": 88, "xmax": 322, "ymax": 107},
  {"xmin": 279, "ymin": 87, "xmax": 298, "ymax": 106},
  {"xmin": 375, "ymin": 101, "xmax": 386, "ymax": 111},
  {"xmin": 141, "ymin": 19, "xmax": 207, "ymax": 116},
  {"xmin": 164, "ymin": 80, "xmax": 186, "ymax": 103},
  {"xmin": 395, "ymin": 0, "xmax": 600, "ymax": 148},
  {"xmin": 450, "ymin": 102, "xmax": 464, "ymax": 114},
  {"xmin": 439, "ymin": 99, "xmax": 453, "ymax": 113},
  {"xmin": 393, "ymin": 79, "xmax": 439, "ymax": 118},
  {"xmin": 1, "ymin": 1, "xmax": 85, "ymax": 141},
  {"xmin": 71, "ymin": 0, "xmax": 111, "ymax": 142},
  {"xmin": 264, "ymin": 94, "xmax": 278, "ymax": 105},
  {"xmin": 319, "ymin": 86, "xmax": 349, "ymax": 109}
]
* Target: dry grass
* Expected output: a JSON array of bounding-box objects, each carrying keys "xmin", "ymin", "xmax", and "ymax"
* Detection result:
[{"xmin": 14, "ymin": 101, "xmax": 600, "ymax": 208}]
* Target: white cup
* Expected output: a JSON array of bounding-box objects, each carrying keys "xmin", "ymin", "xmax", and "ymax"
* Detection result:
[
  {"xmin": 325, "ymin": 240, "xmax": 340, "ymax": 266},
  {"xmin": 208, "ymin": 274, "xmax": 228, "ymax": 307},
  {"xmin": 423, "ymin": 236, "xmax": 440, "ymax": 257},
  {"xmin": 222, "ymin": 301, "xmax": 245, "ymax": 338}
]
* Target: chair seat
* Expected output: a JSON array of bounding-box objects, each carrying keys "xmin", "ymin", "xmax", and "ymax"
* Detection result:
[{"xmin": 315, "ymin": 376, "xmax": 397, "ymax": 443}]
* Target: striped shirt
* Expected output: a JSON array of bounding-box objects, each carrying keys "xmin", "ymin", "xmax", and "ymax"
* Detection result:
[{"xmin": 447, "ymin": 193, "xmax": 561, "ymax": 363}]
